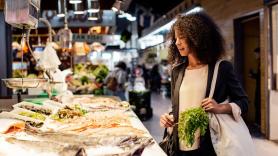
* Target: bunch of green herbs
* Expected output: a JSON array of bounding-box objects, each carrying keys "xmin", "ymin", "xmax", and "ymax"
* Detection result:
[{"xmin": 178, "ymin": 107, "xmax": 209, "ymax": 147}]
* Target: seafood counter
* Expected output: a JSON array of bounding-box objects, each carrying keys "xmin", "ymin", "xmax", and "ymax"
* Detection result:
[{"xmin": 0, "ymin": 96, "xmax": 166, "ymax": 156}]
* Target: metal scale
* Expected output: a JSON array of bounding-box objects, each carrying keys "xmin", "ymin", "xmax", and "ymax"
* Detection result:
[{"xmin": 2, "ymin": 0, "xmax": 58, "ymax": 101}]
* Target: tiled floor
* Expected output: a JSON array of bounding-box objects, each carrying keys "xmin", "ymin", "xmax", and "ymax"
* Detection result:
[
  {"xmin": 253, "ymin": 137, "xmax": 278, "ymax": 156},
  {"xmin": 142, "ymin": 93, "xmax": 278, "ymax": 155}
]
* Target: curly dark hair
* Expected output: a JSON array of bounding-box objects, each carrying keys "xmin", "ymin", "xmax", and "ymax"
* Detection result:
[
  {"xmin": 116, "ymin": 61, "xmax": 127, "ymax": 71},
  {"xmin": 167, "ymin": 12, "xmax": 225, "ymax": 65}
]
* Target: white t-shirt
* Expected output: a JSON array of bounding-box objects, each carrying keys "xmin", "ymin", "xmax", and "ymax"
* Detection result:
[{"xmin": 179, "ymin": 65, "xmax": 208, "ymax": 151}]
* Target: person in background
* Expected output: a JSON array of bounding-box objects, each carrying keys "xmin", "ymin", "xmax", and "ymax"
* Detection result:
[
  {"xmin": 159, "ymin": 12, "xmax": 248, "ymax": 155},
  {"xmin": 133, "ymin": 65, "xmax": 146, "ymax": 90},
  {"xmin": 142, "ymin": 64, "xmax": 150, "ymax": 89},
  {"xmin": 249, "ymin": 47, "xmax": 261, "ymax": 130},
  {"xmin": 150, "ymin": 64, "xmax": 162, "ymax": 93},
  {"xmin": 160, "ymin": 59, "xmax": 171, "ymax": 96},
  {"xmin": 160, "ymin": 59, "xmax": 171, "ymax": 81},
  {"xmin": 105, "ymin": 61, "xmax": 127, "ymax": 101}
]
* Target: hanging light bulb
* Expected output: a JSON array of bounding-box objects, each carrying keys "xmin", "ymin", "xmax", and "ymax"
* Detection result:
[
  {"xmin": 88, "ymin": 12, "xmax": 99, "ymax": 21},
  {"xmin": 56, "ymin": 0, "xmax": 72, "ymax": 49},
  {"xmin": 69, "ymin": 0, "xmax": 82, "ymax": 4},
  {"xmin": 57, "ymin": 0, "xmax": 65, "ymax": 17},
  {"xmin": 87, "ymin": 0, "xmax": 100, "ymax": 13},
  {"xmin": 57, "ymin": 28, "xmax": 73, "ymax": 49},
  {"xmin": 73, "ymin": 3, "xmax": 84, "ymax": 15}
]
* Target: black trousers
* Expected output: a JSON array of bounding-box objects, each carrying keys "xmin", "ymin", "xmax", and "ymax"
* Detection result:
[
  {"xmin": 178, "ymin": 148, "xmax": 216, "ymax": 156},
  {"xmin": 178, "ymin": 149, "xmax": 201, "ymax": 156}
]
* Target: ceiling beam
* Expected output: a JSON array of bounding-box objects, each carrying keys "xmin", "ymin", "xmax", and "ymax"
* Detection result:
[{"xmin": 141, "ymin": 0, "xmax": 200, "ymax": 37}]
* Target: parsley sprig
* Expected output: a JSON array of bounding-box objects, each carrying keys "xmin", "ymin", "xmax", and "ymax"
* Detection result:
[{"xmin": 178, "ymin": 107, "xmax": 209, "ymax": 147}]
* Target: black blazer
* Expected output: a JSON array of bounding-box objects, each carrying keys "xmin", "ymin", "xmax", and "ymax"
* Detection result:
[{"xmin": 170, "ymin": 60, "xmax": 248, "ymax": 154}]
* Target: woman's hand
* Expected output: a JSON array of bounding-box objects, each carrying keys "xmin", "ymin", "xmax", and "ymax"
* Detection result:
[
  {"xmin": 160, "ymin": 113, "xmax": 174, "ymax": 128},
  {"xmin": 201, "ymin": 98, "xmax": 232, "ymax": 114}
]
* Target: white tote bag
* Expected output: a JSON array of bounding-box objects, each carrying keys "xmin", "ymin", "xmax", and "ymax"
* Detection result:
[{"xmin": 208, "ymin": 60, "xmax": 256, "ymax": 156}]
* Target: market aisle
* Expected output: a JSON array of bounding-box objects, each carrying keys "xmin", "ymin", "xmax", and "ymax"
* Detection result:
[{"xmin": 143, "ymin": 93, "xmax": 278, "ymax": 155}]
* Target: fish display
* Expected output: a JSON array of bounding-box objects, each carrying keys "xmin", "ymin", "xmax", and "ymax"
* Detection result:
[
  {"xmin": 0, "ymin": 96, "xmax": 155, "ymax": 156},
  {"xmin": 70, "ymin": 96, "xmax": 130, "ymax": 112},
  {"xmin": 18, "ymin": 104, "xmax": 52, "ymax": 115},
  {"xmin": 24, "ymin": 126, "xmax": 151, "ymax": 148},
  {"xmin": 6, "ymin": 137, "xmax": 87, "ymax": 156},
  {"xmin": 0, "ymin": 118, "xmax": 25, "ymax": 134}
]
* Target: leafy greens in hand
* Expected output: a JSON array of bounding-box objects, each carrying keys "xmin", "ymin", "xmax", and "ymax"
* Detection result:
[{"xmin": 178, "ymin": 107, "xmax": 209, "ymax": 147}]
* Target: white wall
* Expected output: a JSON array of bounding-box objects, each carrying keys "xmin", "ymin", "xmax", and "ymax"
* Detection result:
[{"xmin": 269, "ymin": 90, "xmax": 278, "ymax": 140}]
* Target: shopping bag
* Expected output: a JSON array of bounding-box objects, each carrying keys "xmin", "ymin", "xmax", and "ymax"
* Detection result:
[
  {"xmin": 107, "ymin": 76, "xmax": 118, "ymax": 91},
  {"xmin": 159, "ymin": 128, "xmax": 176, "ymax": 156},
  {"xmin": 208, "ymin": 60, "xmax": 256, "ymax": 156},
  {"xmin": 106, "ymin": 70, "xmax": 119, "ymax": 91}
]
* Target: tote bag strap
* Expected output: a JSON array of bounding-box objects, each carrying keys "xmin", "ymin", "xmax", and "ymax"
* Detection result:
[
  {"xmin": 208, "ymin": 59, "xmax": 224, "ymax": 146},
  {"xmin": 209, "ymin": 59, "xmax": 224, "ymax": 99}
]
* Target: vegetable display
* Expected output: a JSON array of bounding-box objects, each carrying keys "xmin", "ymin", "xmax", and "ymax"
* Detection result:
[
  {"xmin": 69, "ymin": 63, "xmax": 109, "ymax": 95},
  {"xmin": 178, "ymin": 107, "xmax": 209, "ymax": 147}
]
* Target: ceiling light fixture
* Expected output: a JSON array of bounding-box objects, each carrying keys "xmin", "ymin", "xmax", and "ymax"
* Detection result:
[
  {"xmin": 88, "ymin": 12, "xmax": 99, "ymax": 21},
  {"xmin": 69, "ymin": 0, "xmax": 82, "ymax": 4},
  {"xmin": 73, "ymin": 3, "xmax": 84, "ymax": 15},
  {"xmin": 57, "ymin": 0, "xmax": 65, "ymax": 17},
  {"xmin": 87, "ymin": 0, "xmax": 100, "ymax": 13},
  {"xmin": 88, "ymin": 17, "xmax": 98, "ymax": 21}
]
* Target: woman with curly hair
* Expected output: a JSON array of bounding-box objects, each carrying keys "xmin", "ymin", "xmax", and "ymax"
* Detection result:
[{"xmin": 159, "ymin": 12, "xmax": 248, "ymax": 155}]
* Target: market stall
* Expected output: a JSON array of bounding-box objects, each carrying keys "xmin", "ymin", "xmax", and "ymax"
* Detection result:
[
  {"xmin": 0, "ymin": 1, "xmax": 165, "ymax": 155},
  {"xmin": 0, "ymin": 95, "xmax": 166, "ymax": 156},
  {"xmin": 69, "ymin": 63, "xmax": 109, "ymax": 95}
]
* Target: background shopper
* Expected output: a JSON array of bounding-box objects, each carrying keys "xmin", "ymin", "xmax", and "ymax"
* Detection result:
[{"xmin": 105, "ymin": 61, "xmax": 127, "ymax": 100}]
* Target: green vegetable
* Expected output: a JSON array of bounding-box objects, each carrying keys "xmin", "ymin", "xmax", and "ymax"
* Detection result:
[
  {"xmin": 80, "ymin": 76, "xmax": 89, "ymax": 85},
  {"xmin": 93, "ymin": 88, "xmax": 104, "ymax": 95},
  {"xmin": 74, "ymin": 104, "xmax": 88, "ymax": 115},
  {"xmin": 13, "ymin": 69, "xmax": 26, "ymax": 78},
  {"xmin": 51, "ymin": 104, "xmax": 87, "ymax": 122},
  {"xmin": 27, "ymin": 74, "xmax": 37, "ymax": 78},
  {"xmin": 19, "ymin": 112, "xmax": 46, "ymax": 121},
  {"xmin": 92, "ymin": 65, "xmax": 109, "ymax": 82},
  {"xmin": 178, "ymin": 107, "xmax": 209, "ymax": 147},
  {"xmin": 51, "ymin": 114, "xmax": 61, "ymax": 121},
  {"xmin": 74, "ymin": 64, "xmax": 85, "ymax": 73}
]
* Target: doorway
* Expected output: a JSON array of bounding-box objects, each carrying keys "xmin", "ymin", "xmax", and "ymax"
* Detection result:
[{"xmin": 234, "ymin": 13, "xmax": 261, "ymax": 135}]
